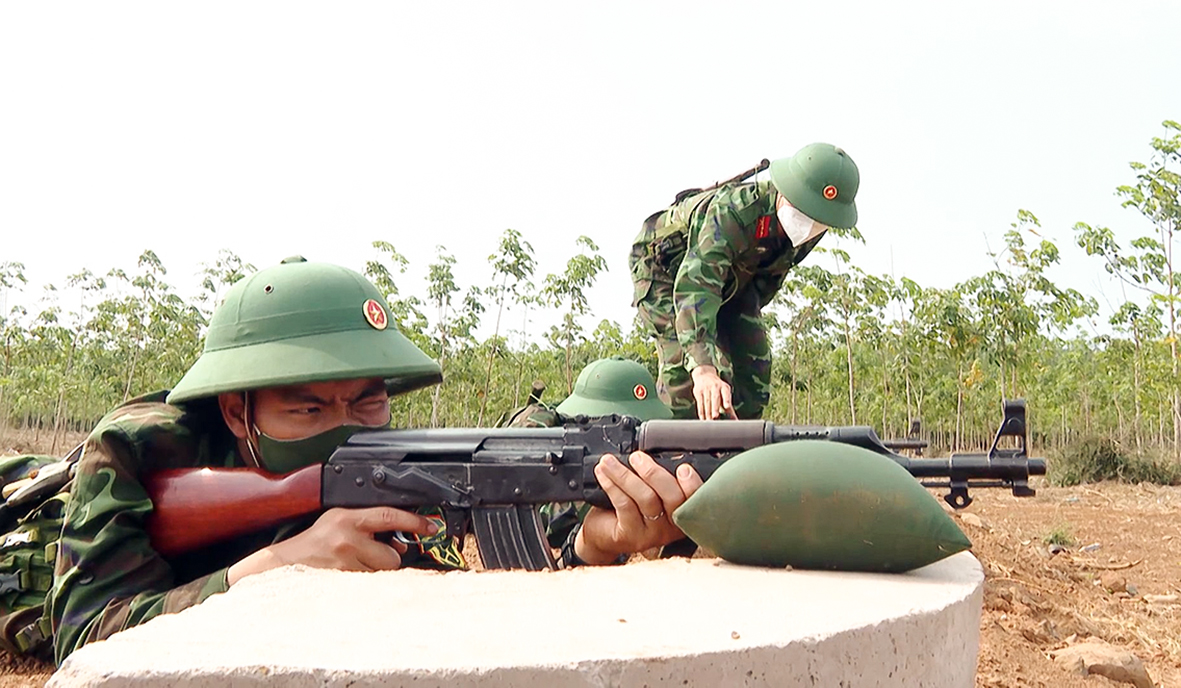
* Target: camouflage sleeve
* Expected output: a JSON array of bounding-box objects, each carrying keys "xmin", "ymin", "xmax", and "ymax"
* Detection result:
[
  {"xmin": 47, "ymin": 416, "xmax": 228, "ymax": 665},
  {"xmin": 503, "ymin": 403, "xmax": 563, "ymax": 429},
  {"xmin": 673, "ymin": 196, "xmax": 753, "ymax": 371}
]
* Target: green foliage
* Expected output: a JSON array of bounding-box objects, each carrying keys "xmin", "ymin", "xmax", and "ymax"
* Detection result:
[
  {"xmin": 1050, "ymin": 437, "xmax": 1181, "ymax": 486},
  {"xmin": 4, "ymin": 120, "xmax": 1181, "ymax": 466},
  {"xmin": 1042, "ymin": 523, "xmax": 1075, "ymax": 548},
  {"xmin": 541, "ymin": 236, "xmax": 608, "ymax": 393}
]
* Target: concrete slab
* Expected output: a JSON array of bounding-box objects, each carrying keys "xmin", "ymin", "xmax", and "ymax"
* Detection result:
[{"xmin": 51, "ymin": 552, "xmax": 984, "ymax": 687}]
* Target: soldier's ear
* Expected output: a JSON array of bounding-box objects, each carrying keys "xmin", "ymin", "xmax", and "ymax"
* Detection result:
[{"xmin": 218, "ymin": 392, "xmax": 249, "ymax": 439}]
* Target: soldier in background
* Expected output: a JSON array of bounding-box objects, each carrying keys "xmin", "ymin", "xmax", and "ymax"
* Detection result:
[
  {"xmin": 501, "ymin": 357, "xmax": 673, "ymax": 565},
  {"xmin": 629, "ymin": 144, "xmax": 860, "ymax": 421}
]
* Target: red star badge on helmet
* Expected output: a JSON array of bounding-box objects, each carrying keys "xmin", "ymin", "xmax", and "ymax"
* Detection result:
[
  {"xmin": 363, "ymin": 299, "xmax": 388, "ymax": 330},
  {"xmin": 823, "ymin": 185, "xmax": 838, "ymax": 200},
  {"xmin": 633, "ymin": 384, "xmax": 648, "ymax": 400}
]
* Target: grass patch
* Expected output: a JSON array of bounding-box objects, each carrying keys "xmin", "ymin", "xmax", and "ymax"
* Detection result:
[
  {"xmin": 1049, "ymin": 437, "xmax": 1181, "ymax": 486},
  {"xmin": 1042, "ymin": 523, "xmax": 1074, "ymax": 548}
]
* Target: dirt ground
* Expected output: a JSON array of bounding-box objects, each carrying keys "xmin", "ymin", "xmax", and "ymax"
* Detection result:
[
  {"xmin": 965, "ymin": 479, "xmax": 1180, "ymax": 687},
  {"xmin": 2, "ymin": 425, "xmax": 1178, "ymax": 687}
]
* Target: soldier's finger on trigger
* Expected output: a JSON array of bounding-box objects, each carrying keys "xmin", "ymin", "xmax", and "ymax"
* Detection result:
[{"xmin": 349, "ymin": 506, "xmax": 402, "ymax": 534}]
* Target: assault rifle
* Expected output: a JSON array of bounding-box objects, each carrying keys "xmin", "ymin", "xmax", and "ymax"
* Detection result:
[{"xmin": 146, "ymin": 400, "xmax": 1043, "ymax": 571}]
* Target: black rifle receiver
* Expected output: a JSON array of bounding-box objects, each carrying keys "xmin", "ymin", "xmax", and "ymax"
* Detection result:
[{"xmin": 322, "ymin": 400, "xmax": 1044, "ymax": 570}]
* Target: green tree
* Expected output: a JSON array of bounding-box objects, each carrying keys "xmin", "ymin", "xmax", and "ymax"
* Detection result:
[
  {"xmin": 366, "ymin": 241, "xmax": 428, "ymax": 342},
  {"xmin": 1075, "ymin": 120, "xmax": 1181, "ymax": 457},
  {"xmin": 541, "ymin": 235, "xmax": 608, "ymax": 393},
  {"xmin": 478, "ymin": 229, "xmax": 536, "ymax": 426},
  {"xmin": 197, "ymin": 249, "xmax": 256, "ymax": 317},
  {"xmin": 425, "ymin": 247, "xmax": 459, "ymax": 427}
]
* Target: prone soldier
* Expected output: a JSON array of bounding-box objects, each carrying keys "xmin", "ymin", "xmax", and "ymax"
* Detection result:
[{"xmin": 46, "ymin": 258, "xmax": 702, "ymax": 664}]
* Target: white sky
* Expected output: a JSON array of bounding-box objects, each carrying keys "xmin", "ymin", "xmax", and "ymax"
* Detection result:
[{"xmin": 3, "ymin": 1, "xmax": 1180, "ymax": 338}]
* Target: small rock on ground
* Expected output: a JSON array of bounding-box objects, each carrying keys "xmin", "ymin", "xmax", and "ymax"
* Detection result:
[{"xmin": 1050, "ymin": 639, "xmax": 1153, "ymax": 688}]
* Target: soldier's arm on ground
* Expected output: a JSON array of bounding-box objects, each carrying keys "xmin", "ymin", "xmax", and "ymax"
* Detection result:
[
  {"xmin": 47, "ymin": 419, "xmax": 229, "ymax": 664},
  {"xmin": 673, "ymin": 199, "xmax": 752, "ymax": 372}
]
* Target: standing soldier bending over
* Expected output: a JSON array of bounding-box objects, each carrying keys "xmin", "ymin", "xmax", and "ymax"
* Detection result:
[
  {"xmin": 630, "ymin": 143, "xmax": 860, "ymax": 420},
  {"xmin": 47, "ymin": 258, "xmax": 701, "ymax": 665}
]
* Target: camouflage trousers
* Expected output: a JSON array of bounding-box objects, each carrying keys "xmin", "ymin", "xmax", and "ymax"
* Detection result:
[{"xmin": 632, "ymin": 273, "xmax": 771, "ymax": 420}]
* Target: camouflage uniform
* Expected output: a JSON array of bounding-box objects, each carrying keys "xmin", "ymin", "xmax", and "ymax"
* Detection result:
[
  {"xmin": 47, "ymin": 394, "xmax": 241, "ymax": 665},
  {"xmin": 46, "ymin": 391, "xmax": 461, "ymax": 665},
  {"xmin": 630, "ymin": 181, "xmax": 824, "ymax": 420}
]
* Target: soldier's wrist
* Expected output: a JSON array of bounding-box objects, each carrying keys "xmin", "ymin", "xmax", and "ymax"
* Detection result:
[
  {"xmin": 227, "ymin": 547, "xmax": 285, "ymax": 586},
  {"xmin": 683, "ymin": 352, "xmax": 716, "ymax": 375},
  {"xmin": 566, "ymin": 524, "xmax": 627, "ymax": 568}
]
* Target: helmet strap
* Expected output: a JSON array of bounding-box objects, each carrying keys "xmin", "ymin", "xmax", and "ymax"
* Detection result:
[{"xmin": 241, "ymin": 391, "xmax": 264, "ymax": 469}]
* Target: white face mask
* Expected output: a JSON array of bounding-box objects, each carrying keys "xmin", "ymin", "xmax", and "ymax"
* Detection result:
[{"xmin": 776, "ymin": 197, "xmax": 829, "ymax": 248}]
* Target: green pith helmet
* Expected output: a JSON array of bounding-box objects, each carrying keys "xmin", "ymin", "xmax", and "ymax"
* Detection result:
[
  {"xmin": 769, "ymin": 143, "xmax": 860, "ymax": 229},
  {"xmin": 167, "ymin": 257, "xmax": 442, "ymax": 405},
  {"xmin": 556, "ymin": 357, "xmax": 673, "ymax": 420}
]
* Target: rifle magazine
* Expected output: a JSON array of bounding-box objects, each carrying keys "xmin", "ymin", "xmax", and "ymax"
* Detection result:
[{"xmin": 471, "ymin": 505, "xmax": 556, "ymax": 571}]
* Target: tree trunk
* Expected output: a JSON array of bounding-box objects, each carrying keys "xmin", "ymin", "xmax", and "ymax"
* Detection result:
[
  {"xmin": 955, "ymin": 361, "xmax": 964, "ymax": 452},
  {"xmin": 123, "ymin": 339, "xmax": 142, "ymax": 403},
  {"xmin": 564, "ymin": 311, "xmax": 574, "ymax": 395},
  {"xmin": 880, "ymin": 345, "xmax": 889, "ymax": 436},
  {"xmin": 429, "ymin": 318, "xmax": 448, "ymax": 429},
  {"xmin": 477, "ymin": 275, "xmax": 509, "ymax": 427},
  {"xmin": 998, "ymin": 358, "xmax": 1007, "ymax": 407},
  {"xmin": 514, "ymin": 305, "xmax": 531, "ymax": 408},
  {"xmin": 51, "ymin": 338, "xmax": 78, "ymax": 453},
  {"xmin": 843, "ymin": 315, "xmax": 856, "ymax": 424},
  {"xmin": 1133, "ymin": 330, "xmax": 1143, "ymax": 451},
  {"xmin": 790, "ymin": 319, "xmax": 801, "ymax": 423},
  {"xmin": 1167, "ymin": 219, "xmax": 1179, "ymax": 461}
]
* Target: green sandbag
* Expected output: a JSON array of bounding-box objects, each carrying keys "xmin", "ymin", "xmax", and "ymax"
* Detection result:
[{"xmin": 672, "ymin": 440, "xmax": 971, "ymax": 573}]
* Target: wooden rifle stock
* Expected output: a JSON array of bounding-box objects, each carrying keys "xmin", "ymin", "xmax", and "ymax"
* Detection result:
[{"xmin": 145, "ymin": 464, "xmax": 322, "ymax": 558}]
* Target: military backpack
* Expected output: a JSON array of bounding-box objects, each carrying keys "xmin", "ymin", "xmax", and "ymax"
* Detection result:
[{"xmin": 0, "ymin": 445, "xmax": 81, "ymax": 660}]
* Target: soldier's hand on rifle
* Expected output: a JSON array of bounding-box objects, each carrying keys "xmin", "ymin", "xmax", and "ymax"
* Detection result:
[
  {"xmin": 691, "ymin": 365, "xmax": 738, "ymax": 420},
  {"xmin": 226, "ymin": 506, "xmax": 438, "ymax": 585},
  {"xmin": 574, "ymin": 451, "xmax": 703, "ymax": 566}
]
